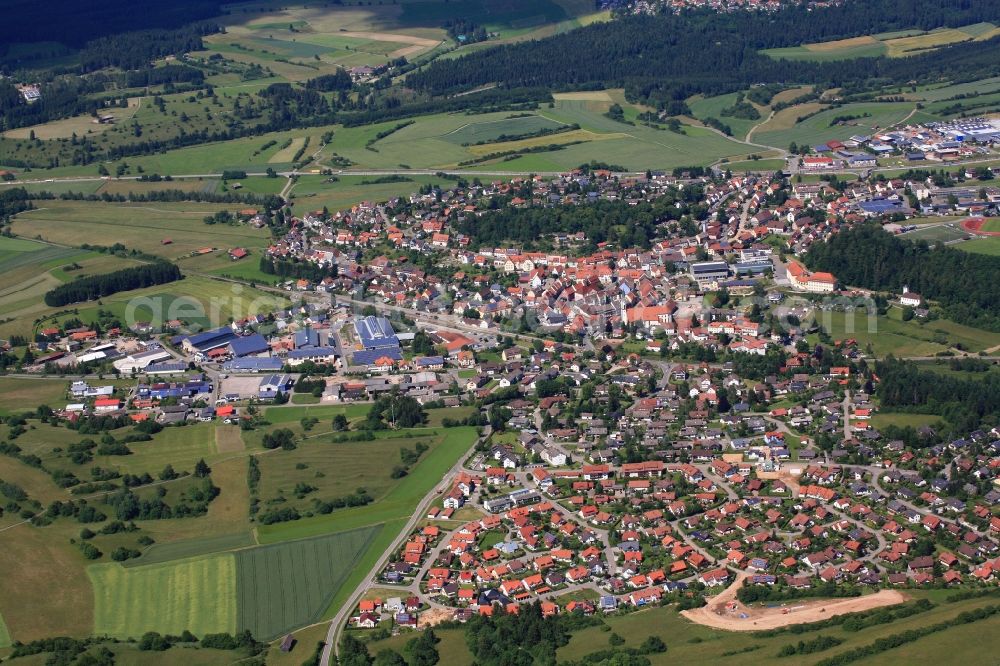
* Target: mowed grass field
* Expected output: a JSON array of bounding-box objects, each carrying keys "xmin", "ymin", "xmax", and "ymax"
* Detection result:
[
  {"xmin": 257, "ymin": 426, "xmax": 477, "ymax": 542},
  {"xmin": 235, "ymin": 526, "xmax": 381, "ymax": 639},
  {"xmin": 320, "ymin": 100, "xmax": 752, "ymax": 171},
  {"xmin": 687, "ymin": 92, "xmax": 768, "ymax": 141},
  {"xmin": 755, "ymin": 101, "xmax": 914, "ymax": 148},
  {"xmin": 288, "ymin": 174, "xmax": 448, "ymax": 215},
  {"xmin": 0, "ymin": 613, "xmax": 11, "ymax": 649},
  {"xmin": 0, "ymin": 266, "xmax": 288, "ymax": 340},
  {"xmin": 812, "ymin": 307, "xmax": 1000, "ymax": 357},
  {"xmin": 89, "ymin": 554, "xmax": 237, "ymax": 638},
  {"xmin": 0, "ymin": 377, "xmax": 67, "ymax": 416},
  {"xmin": 256, "ymin": 434, "xmax": 443, "ymax": 512},
  {"xmin": 959, "ymin": 236, "xmax": 1000, "ymax": 256},
  {"xmin": 10, "ymin": 201, "xmax": 270, "ymax": 259},
  {"xmin": 870, "ymin": 411, "xmax": 943, "ymax": 429}
]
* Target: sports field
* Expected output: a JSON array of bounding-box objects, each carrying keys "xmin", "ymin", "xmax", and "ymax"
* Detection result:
[
  {"xmin": 90, "ymin": 555, "xmax": 237, "ymax": 638},
  {"xmin": 903, "ymin": 224, "xmax": 969, "ymax": 244},
  {"xmin": 959, "ymin": 236, "xmax": 1000, "ymax": 256},
  {"xmin": 235, "ymin": 526, "xmax": 381, "ymax": 639}
]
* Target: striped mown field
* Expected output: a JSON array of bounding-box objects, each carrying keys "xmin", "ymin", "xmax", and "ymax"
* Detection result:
[
  {"xmin": 235, "ymin": 526, "xmax": 381, "ymax": 640},
  {"xmin": 89, "ymin": 554, "xmax": 237, "ymax": 638}
]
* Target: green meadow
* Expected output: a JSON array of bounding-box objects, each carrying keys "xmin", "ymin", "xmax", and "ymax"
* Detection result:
[{"xmin": 89, "ymin": 555, "xmax": 238, "ymax": 638}]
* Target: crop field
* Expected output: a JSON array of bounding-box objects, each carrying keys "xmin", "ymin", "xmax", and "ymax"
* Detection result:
[
  {"xmin": 235, "ymin": 526, "xmax": 381, "ymax": 639},
  {"xmin": 0, "ymin": 92, "xmax": 312, "ymax": 174},
  {"xmin": 764, "ymin": 36, "xmax": 888, "ymax": 61},
  {"xmin": 722, "ymin": 158, "xmax": 788, "ymax": 173},
  {"xmin": 258, "ymin": 426, "xmax": 477, "ymax": 543},
  {"xmin": 763, "ymin": 22, "xmax": 999, "ymax": 61},
  {"xmin": 263, "ymin": 404, "xmax": 372, "ymax": 425},
  {"xmin": 130, "ymin": 532, "xmax": 256, "ymax": 568},
  {"xmin": 90, "ymin": 554, "xmax": 237, "ymax": 638},
  {"xmin": 95, "ymin": 178, "xmax": 219, "ymax": 196},
  {"xmin": 913, "ymin": 76, "xmax": 1000, "ymax": 102},
  {"xmin": 0, "ymin": 179, "xmax": 103, "ymax": 196},
  {"xmin": 883, "ymin": 24, "xmax": 1000, "ymax": 57},
  {"xmin": 440, "ymin": 116, "xmax": 568, "ymax": 145},
  {"xmin": 196, "ymin": 0, "xmax": 483, "ymax": 79},
  {"xmin": 0, "ymin": 240, "xmax": 143, "ymax": 336},
  {"xmin": 0, "ymin": 262, "xmax": 287, "ymax": 340}
]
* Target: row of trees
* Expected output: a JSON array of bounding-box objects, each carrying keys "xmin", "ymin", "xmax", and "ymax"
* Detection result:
[
  {"xmin": 259, "ymin": 256, "xmax": 337, "ymax": 282},
  {"xmin": 43, "ymin": 261, "xmax": 182, "ymax": 306}
]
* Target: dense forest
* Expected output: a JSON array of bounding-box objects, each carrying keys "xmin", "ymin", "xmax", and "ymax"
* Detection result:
[
  {"xmin": 876, "ymin": 357, "xmax": 1000, "ymax": 432},
  {"xmin": 0, "ymin": 188, "xmax": 35, "ymax": 219},
  {"xmin": 406, "ymin": 0, "xmax": 1000, "ymax": 107},
  {"xmin": 259, "ymin": 256, "xmax": 338, "ymax": 282},
  {"xmin": 456, "ymin": 188, "xmax": 705, "ymax": 249},
  {"xmin": 43, "ymin": 262, "xmax": 182, "ymax": 307},
  {"xmin": 803, "ymin": 224, "xmax": 1000, "ymax": 331},
  {"xmin": 79, "ymin": 24, "xmax": 219, "ymax": 71},
  {"xmin": 0, "ymin": 0, "xmax": 222, "ymax": 49}
]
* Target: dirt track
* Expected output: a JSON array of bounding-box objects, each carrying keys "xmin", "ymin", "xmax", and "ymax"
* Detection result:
[{"xmin": 681, "ymin": 572, "xmax": 907, "ymax": 631}]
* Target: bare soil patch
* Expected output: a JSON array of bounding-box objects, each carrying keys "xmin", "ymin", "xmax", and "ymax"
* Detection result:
[{"xmin": 681, "ymin": 572, "xmax": 907, "ymax": 631}]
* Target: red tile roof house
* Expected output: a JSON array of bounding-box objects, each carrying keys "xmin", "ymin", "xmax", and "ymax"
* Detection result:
[{"xmin": 699, "ymin": 568, "xmax": 731, "ymax": 587}]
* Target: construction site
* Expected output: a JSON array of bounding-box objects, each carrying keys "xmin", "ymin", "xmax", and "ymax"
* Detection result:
[{"xmin": 681, "ymin": 572, "xmax": 908, "ymax": 631}]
